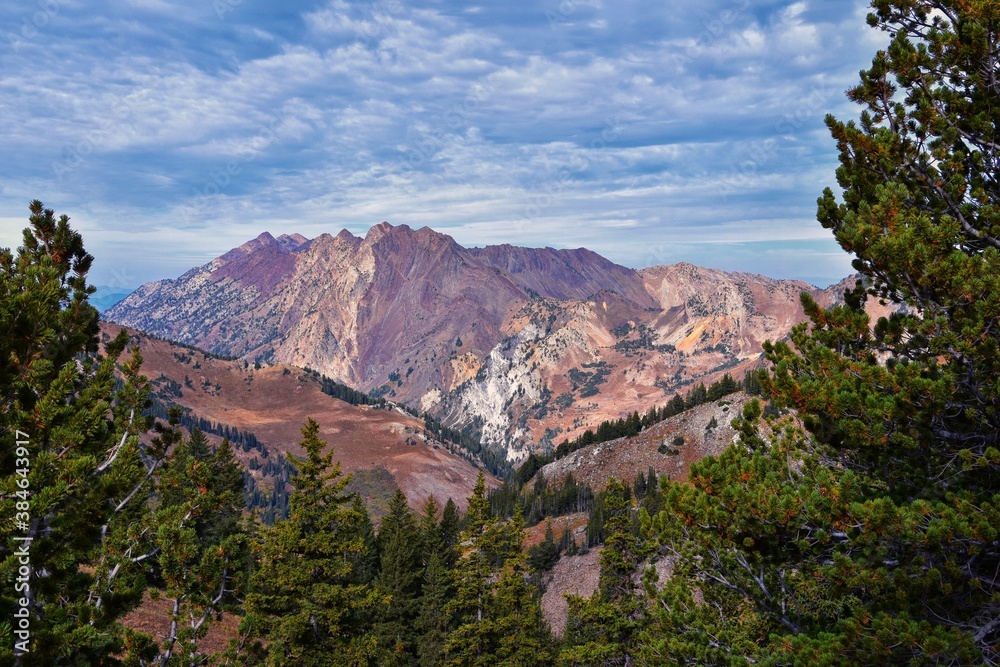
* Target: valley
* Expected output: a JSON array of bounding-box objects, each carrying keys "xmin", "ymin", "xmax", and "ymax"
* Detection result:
[{"xmin": 101, "ymin": 322, "xmax": 494, "ymax": 515}]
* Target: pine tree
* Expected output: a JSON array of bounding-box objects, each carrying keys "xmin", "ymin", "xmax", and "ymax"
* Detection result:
[
  {"xmin": 491, "ymin": 549, "xmax": 555, "ymax": 666},
  {"xmin": 445, "ymin": 477, "xmax": 496, "ymax": 665},
  {"xmin": 125, "ymin": 429, "xmax": 250, "ymax": 665},
  {"xmin": 445, "ymin": 493, "xmax": 545, "ymax": 665},
  {"xmin": 417, "ymin": 495, "xmax": 442, "ymax": 567},
  {"xmin": 243, "ymin": 419, "xmax": 383, "ymax": 666},
  {"xmin": 439, "ymin": 498, "xmax": 461, "ymax": 568},
  {"xmin": 527, "ymin": 520, "xmax": 559, "ymax": 573},
  {"xmin": 584, "ymin": 494, "xmax": 605, "ymax": 548},
  {"xmin": 684, "ymin": 383, "xmax": 707, "ymax": 408},
  {"xmin": 0, "ymin": 202, "xmax": 153, "ymax": 666},
  {"xmin": 559, "ymin": 526, "xmax": 577, "ymax": 556},
  {"xmin": 413, "ymin": 495, "xmax": 460, "ymax": 666},
  {"xmin": 632, "ymin": 470, "xmax": 647, "ymax": 500},
  {"xmin": 561, "ymin": 479, "xmax": 645, "ymax": 667},
  {"xmin": 639, "ymin": 466, "xmax": 664, "ymax": 516},
  {"xmin": 352, "ymin": 494, "xmax": 380, "ymax": 586},
  {"xmin": 463, "ymin": 473, "xmax": 490, "ymax": 538},
  {"xmin": 666, "ymin": 392, "xmax": 686, "ymax": 418},
  {"xmin": 414, "ymin": 550, "xmax": 454, "ymax": 667},
  {"xmin": 643, "ymin": 3, "xmax": 1000, "ymax": 663},
  {"xmin": 373, "ymin": 489, "xmax": 423, "ymax": 665}
]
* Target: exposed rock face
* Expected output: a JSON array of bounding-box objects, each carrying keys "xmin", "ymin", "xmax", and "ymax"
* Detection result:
[{"xmin": 106, "ymin": 223, "xmax": 862, "ymax": 459}]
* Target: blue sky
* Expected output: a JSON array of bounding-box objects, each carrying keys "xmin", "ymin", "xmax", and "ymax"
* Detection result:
[{"xmin": 0, "ymin": 0, "xmax": 884, "ymax": 290}]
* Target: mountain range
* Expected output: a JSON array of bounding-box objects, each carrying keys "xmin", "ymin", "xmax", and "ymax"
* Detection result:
[{"xmin": 106, "ymin": 223, "xmax": 873, "ymax": 460}]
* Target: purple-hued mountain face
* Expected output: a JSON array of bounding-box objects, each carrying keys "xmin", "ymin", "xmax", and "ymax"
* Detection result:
[{"xmin": 106, "ymin": 223, "xmax": 872, "ymax": 459}]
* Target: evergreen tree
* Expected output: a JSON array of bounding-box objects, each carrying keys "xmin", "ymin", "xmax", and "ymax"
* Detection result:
[
  {"xmin": 666, "ymin": 392, "xmax": 686, "ymax": 418},
  {"xmin": 639, "ymin": 466, "xmax": 665, "ymax": 516},
  {"xmin": 0, "ymin": 202, "xmax": 153, "ymax": 666},
  {"xmin": 491, "ymin": 548, "xmax": 555, "ymax": 666},
  {"xmin": 684, "ymin": 383, "xmax": 707, "ymax": 408},
  {"xmin": 352, "ymin": 494, "xmax": 380, "ymax": 586},
  {"xmin": 643, "ymin": 3, "xmax": 1000, "ymax": 663},
  {"xmin": 527, "ymin": 520, "xmax": 559, "ymax": 573},
  {"xmin": 124, "ymin": 430, "xmax": 250, "ymax": 665},
  {"xmin": 414, "ymin": 550, "xmax": 454, "ymax": 667},
  {"xmin": 413, "ymin": 495, "xmax": 460, "ymax": 666},
  {"xmin": 584, "ymin": 494, "xmax": 605, "ymax": 548},
  {"xmin": 439, "ymin": 498, "xmax": 462, "ymax": 568},
  {"xmin": 417, "ymin": 495, "xmax": 442, "ymax": 566},
  {"xmin": 446, "ymin": 496, "xmax": 544, "ymax": 665},
  {"xmin": 373, "ymin": 489, "xmax": 423, "ymax": 665},
  {"xmin": 463, "ymin": 473, "xmax": 491, "ymax": 538},
  {"xmin": 632, "ymin": 470, "xmax": 647, "ymax": 500},
  {"xmin": 559, "ymin": 526, "xmax": 578, "ymax": 557},
  {"xmin": 561, "ymin": 479, "xmax": 645, "ymax": 667},
  {"xmin": 445, "ymin": 477, "xmax": 496, "ymax": 665},
  {"xmin": 243, "ymin": 419, "xmax": 383, "ymax": 666}
]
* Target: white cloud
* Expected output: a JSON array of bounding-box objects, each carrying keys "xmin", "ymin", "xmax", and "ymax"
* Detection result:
[{"xmin": 0, "ymin": 0, "xmax": 880, "ymax": 288}]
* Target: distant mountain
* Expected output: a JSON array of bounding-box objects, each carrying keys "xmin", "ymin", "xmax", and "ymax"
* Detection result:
[
  {"xmin": 92, "ymin": 286, "xmax": 134, "ymax": 313},
  {"xmin": 106, "ymin": 224, "xmax": 868, "ymax": 461}
]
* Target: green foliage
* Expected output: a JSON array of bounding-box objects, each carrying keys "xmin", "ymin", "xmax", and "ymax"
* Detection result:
[
  {"xmin": 561, "ymin": 479, "xmax": 647, "ymax": 667},
  {"xmin": 415, "ymin": 550, "xmax": 454, "ymax": 667},
  {"xmin": 706, "ymin": 373, "xmax": 739, "ymax": 401},
  {"xmin": 446, "ymin": 493, "xmax": 553, "ymax": 666},
  {"xmin": 490, "ymin": 549, "xmax": 555, "ymax": 666},
  {"xmin": 584, "ymin": 494, "xmax": 605, "ymax": 549},
  {"xmin": 373, "ymin": 490, "xmax": 423, "ymax": 664},
  {"xmin": 491, "ymin": 471, "xmax": 595, "ymax": 528},
  {"xmin": 0, "ymin": 202, "xmax": 153, "ymax": 665},
  {"xmin": 243, "ymin": 419, "xmax": 384, "ymax": 666},
  {"xmin": 413, "ymin": 496, "xmax": 457, "ymax": 666},
  {"xmin": 352, "ymin": 494, "xmax": 381, "ymax": 586},
  {"xmin": 642, "ymin": 3, "xmax": 1000, "ymax": 664},
  {"xmin": 123, "ymin": 426, "xmax": 250, "ymax": 665},
  {"xmin": 439, "ymin": 498, "xmax": 462, "ymax": 568},
  {"xmin": 526, "ymin": 521, "xmax": 560, "ymax": 573}
]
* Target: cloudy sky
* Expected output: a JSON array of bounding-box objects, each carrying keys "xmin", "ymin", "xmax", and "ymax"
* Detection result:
[{"xmin": 0, "ymin": 0, "xmax": 885, "ymax": 290}]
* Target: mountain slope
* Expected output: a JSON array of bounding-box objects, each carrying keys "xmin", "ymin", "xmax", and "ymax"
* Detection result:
[
  {"xmin": 537, "ymin": 392, "xmax": 753, "ymax": 491},
  {"xmin": 102, "ymin": 322, "xmax": 492, "ymax": 510},
  {"xmin": 106, "ymin": 224, "xmax": 861, "ymax": 459}
]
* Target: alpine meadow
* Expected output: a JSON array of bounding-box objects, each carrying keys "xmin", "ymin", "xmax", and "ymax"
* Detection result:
[{"xmin": 2, "ymin": 1, "xmax": 1000, "ymax": 666}]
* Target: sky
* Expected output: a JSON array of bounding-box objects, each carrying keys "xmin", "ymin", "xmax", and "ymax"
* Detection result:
[{"xmin": 0, "ymin": 0, "xmax": 886, "ymax": 291}]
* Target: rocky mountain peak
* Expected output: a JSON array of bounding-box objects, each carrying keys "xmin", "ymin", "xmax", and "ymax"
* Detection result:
[
  {"xmin": 219, "ymin": 231, "xmax": 311, "ymax": 263},
  {"xmin": 275, "ymin": 233, "xmax": 311, "ymax": 251},
  {"xmin": 219, "ymin": 231, "xmax": 278, "ymax": 261},
  {"xmin": 364, "ymin": 220, "xmax": 400, "ymax": 241},
  {"xmin": 105, "ymin": 223, "xmax": 864, "ymax": 459}
]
